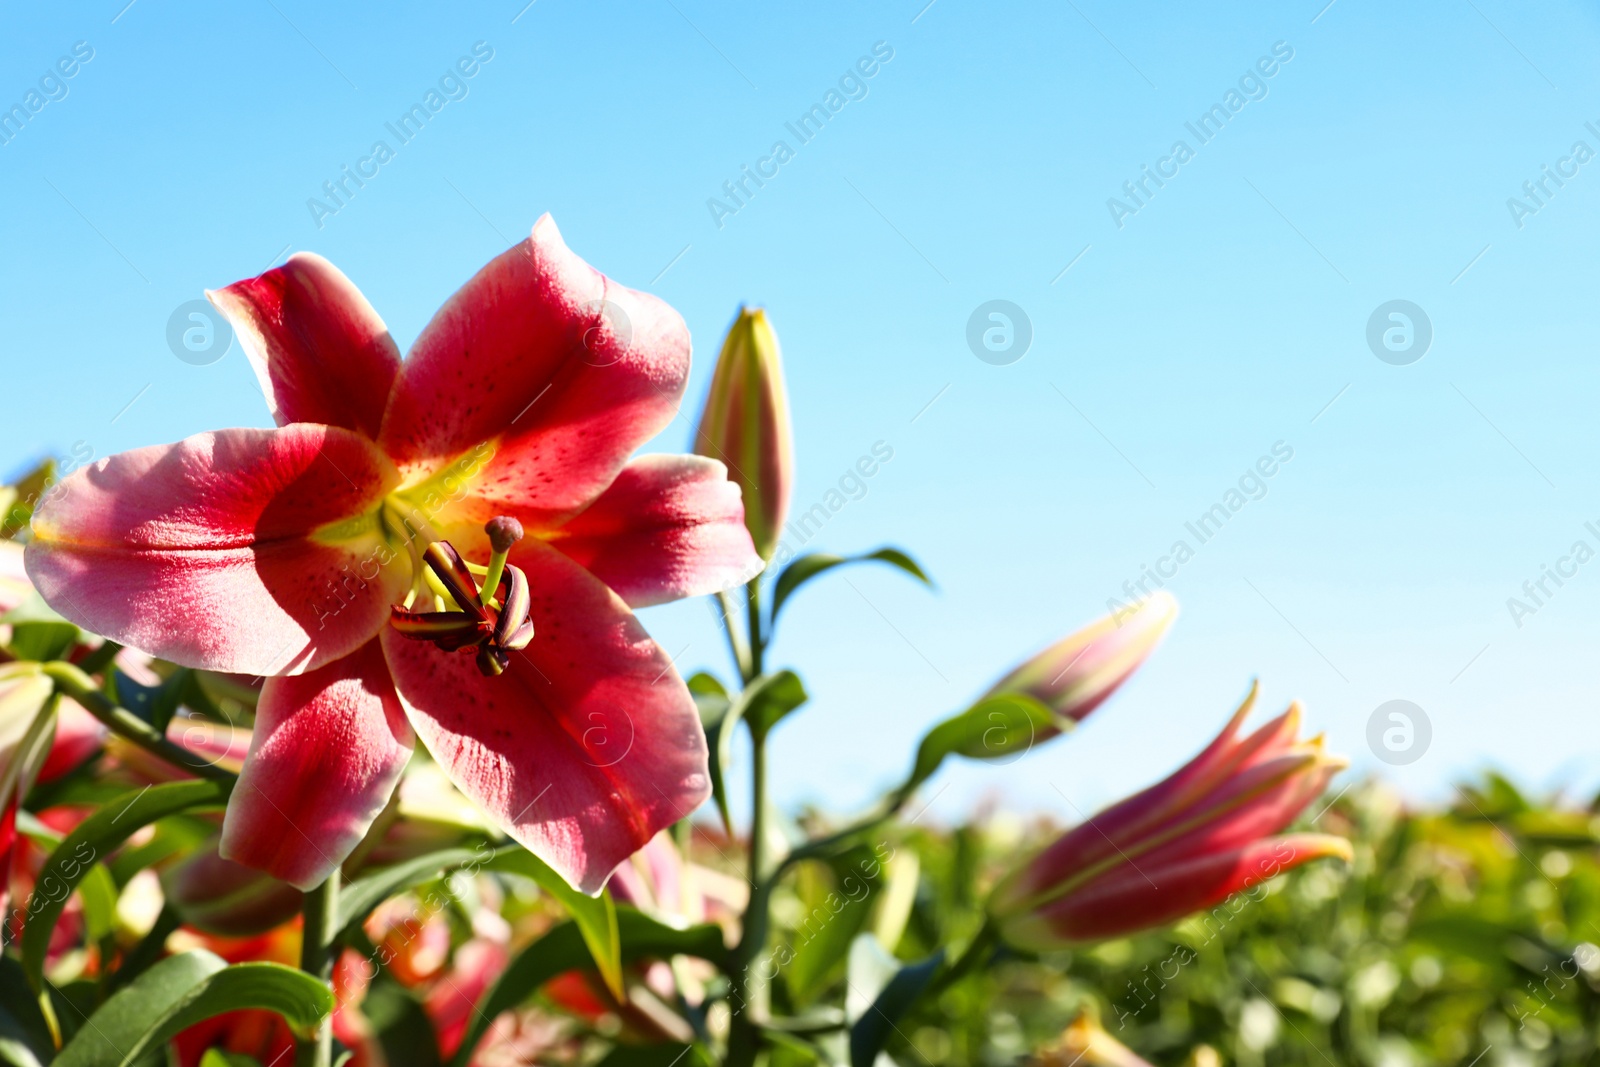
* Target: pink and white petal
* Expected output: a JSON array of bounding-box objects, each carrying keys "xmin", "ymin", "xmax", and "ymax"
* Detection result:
[
  {"xmin": 208, "ymin": 254, "xmax": 400, "ymax": 439},
  {"xmin": 37, "ymin": 698, "xmax": 106, "ymax": 784},
  {"xmin": 1002, "ymin": 833, "xmax": 1353, "ymax": 948},
  {"xmin": 382, "ymin": 540, "xmax": 709, "ymax": 895},
  {"xmin": 378, "ymin": 215, "xmax": 691, "ymax": 532},
  {"xmin": 543, "ymin": 455, "xmax": 762, "ymax": 607},
  {"xmin": 24, "ymin": 425, "xmax": 408, "ymax": 676},
  {"xmin": 990, "ymin": 685, "xmax": 1263, "ymax": 912},
  {"xmin": 220, "ymin": 640, "xmax": 414, "ymax": 890},
  {"xmin": 0, "ymin": 541, "xmax": 30, "ymax": 616}
]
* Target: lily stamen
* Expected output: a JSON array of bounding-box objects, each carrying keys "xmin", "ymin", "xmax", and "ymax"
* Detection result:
[{"xmin": 389, "ymin": 520, "xmax": 535, "ymax": 677}]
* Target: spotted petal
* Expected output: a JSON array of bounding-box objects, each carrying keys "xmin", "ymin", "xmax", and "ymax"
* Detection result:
[
  {"xmin": 381, "ymin": 540, "xmax": 710, "ymax": 894},
  {"xmin": 377, "ymin": 215, "xmax": 691, "ymax": 535}
]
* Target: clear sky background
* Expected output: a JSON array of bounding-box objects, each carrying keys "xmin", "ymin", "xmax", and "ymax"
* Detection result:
[{"xmin": 4, "ymin": 0, "xmax": 1599, "ymax": 826}]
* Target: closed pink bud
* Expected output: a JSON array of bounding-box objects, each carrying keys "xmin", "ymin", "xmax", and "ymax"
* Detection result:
[
  {"xmin": 161, "ymin": 834, "xmax": 304, "ymax": 937},
  {"xmin": 983, "ymin": 591, "xmax": 1177, "ymax": 729},
  {"xmin": 989, "ymin": 682, "xmax": 1351, "ymax": 948},
  {"xmin": 693, "ymin": 307, "xmax": 793, "ymax": 561}
]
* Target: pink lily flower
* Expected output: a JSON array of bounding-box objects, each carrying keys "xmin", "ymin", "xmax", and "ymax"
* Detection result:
[
  {"xmin": 981, "ymin": 590, "xmax": 1177, "ymax": 729},
  {"xmin": 989, "ymin": 683, "xmax": 1351, "ymax": 947},
  {"xmin": 26, "ymin": 216, "xmax": 763, "ymax": 892}
]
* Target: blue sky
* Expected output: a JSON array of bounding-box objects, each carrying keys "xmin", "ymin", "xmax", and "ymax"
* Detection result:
[{"xmin": 4, "ymin": 0, "xmax": 1600, "ymax": 824}]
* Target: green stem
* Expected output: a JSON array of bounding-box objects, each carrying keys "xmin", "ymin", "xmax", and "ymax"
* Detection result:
[
  {"xmin": 728, "ymin": 579, "xmax": 769, "ymax": 1067},
  {"xmin": 40, "ymin": 662, "xmax": 236, "ymax": 784},
  {"xmin": 928, "ymin": 919, "xmax": 999, "ymax": 997},
  {"xmin": 727, "ymin": 736, "xmax": 769, "ymax": 1067},
  {"xmin": 745, "ymin": 580, "xmax": 764, "ymax": 679},
  {"xmin": 715, "ymin": 590, "xmax": 752, "ymax": 682},
  {"xmin": 295, "ymin": 871, "xmax": 341, "ymax": 1067}
]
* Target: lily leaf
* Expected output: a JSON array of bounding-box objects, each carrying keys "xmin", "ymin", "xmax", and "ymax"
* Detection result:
[
  {"xmin": 904, "ymin": 693, "xmax": 1063, "ymax": 795},
  {"xmin": 55, "ymin": 953, "xmax": 332, "ymax": 1067},
  {"xmin": 484, "ymin": 848, "xmax": 622, "ymax": 1001},
  {"xmin": 336, "ymin": 845, "xmax": 492, "ymax": 940},
  {"xmin": 847, "ymin": 943, "xmax": 945, "ymax": 1067},
  {"xmin": 448, "ymin": 907, "xmax": 728, "ymax": 1067},
  {"xmin": 0, "ymin": 957, "xmax": 53, "ymax": 1067},
  {"xmin": 770, "ymin": 548, "xmax": 931, "ymax": 628},
  {"xmin": 22, "ymin": 779, "xmax": 232, "ymax": 991},
  {"xmin": 2, "ymin": 592, "xmax": 78, "ymax": 662}
]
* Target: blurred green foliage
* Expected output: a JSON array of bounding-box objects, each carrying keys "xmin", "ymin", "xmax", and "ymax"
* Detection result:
[{"xmin": 860, "ymin": 775, "xmax": 1600, "ymax": 1067}]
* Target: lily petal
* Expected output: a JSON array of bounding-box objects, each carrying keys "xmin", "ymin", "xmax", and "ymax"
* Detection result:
[
  {"xmin": 208, "ymin": 253, "xmax": 401, "ymax": 439},
  {"xmin": 221, "ymin": 639, "xmax": 414, "ymax": 890},
  {"xmin": 544, "ymin": 455, "xmax": 763, "ymax": 607},
  {"xmin": 25, "ymin": 425, "xmax": 408, "ymax": 676},
  {"xmin": 381, "ymin": 540, "xmax": 710, "ymax": 894},
  {"xmin": 378, "ymin": 215, "xmax": 690, "ymax": 533},
  {"xmin": 1004, "ymin": 833, "xmax": 1353, "ymax": 946}
]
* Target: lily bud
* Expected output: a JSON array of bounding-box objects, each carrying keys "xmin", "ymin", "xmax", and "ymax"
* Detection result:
[
  {"xmin": 989, "ymin": 682, "xmax": 1351, "ymax": 948},
  {"xmin": 982, "ymin": 590, "xmax": 1177, "ymax": 729},
  {"xmin": 693, "ymin": 307, "xmax": 793, "ymax": 560},
  {"xmin": 161, "ymin": 834, "xmax": 304, "ymax": 937}
]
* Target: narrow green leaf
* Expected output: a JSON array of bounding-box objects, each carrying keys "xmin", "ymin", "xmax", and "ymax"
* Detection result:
[
  {"xmin": 904, "ymin": 693, "xmax": 1064, "ymax": 795},
  {"xmin": 787, "ymin": 889, "xmax": 873, "ymax": 1005},
  {"xmin": 0, "ymin": 957, "xmax": 53, "ymax": 1067},
  {"xmin": 359, "ymin": 978, "xmax": 442, "ymax": 1067},
  {"xmin": 448, "ymin": 908, "xmax": 728, "ymax": 1067},
  {"xmin": 22, "ymin": 779, "xmax": 232, "ymax": 990},
  {"xmin": 77, "ymin": 863, "xmax": 119, "ymax": 943},
  {"xmin": 484, "ymin": 847, "xmax": 622, "ymax": 1000},
  {"xmin": 6, "ymin": 622, "xmax": 79, "ymax": 663},
  {"xmin": 55, "ymin": 954, "xmax": 332, "ymax": 1067},
  {"xmin": 771, "ymin": 548, "xmax": 931, "ymax": 627},
  {"xmin": 335, "ymin": 845, "xmax": 491, "ymax": 940},
  {"xmin": 1, "ymin": 459, "xmax": 53, "ymax": 540},
  {"xmin": 847, "ymin": 947, "xmax": 945, "ymax": 1067}
]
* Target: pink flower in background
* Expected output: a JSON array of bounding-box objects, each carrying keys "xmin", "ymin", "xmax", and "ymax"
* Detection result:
[
  {"xmin": 0, "ymin": 664, "xmax": 69, "ymax": 915},
  {"xmin": 982, "ymin": 590, "xmax": 1177, "ymax": 730},
  {"xmin": 26, "ymin": 216, "xmax": 763, "ymax": 892},
  {"xmin": 989, "ymin": 682, "xmax": 1351, "ymax": 947}
]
